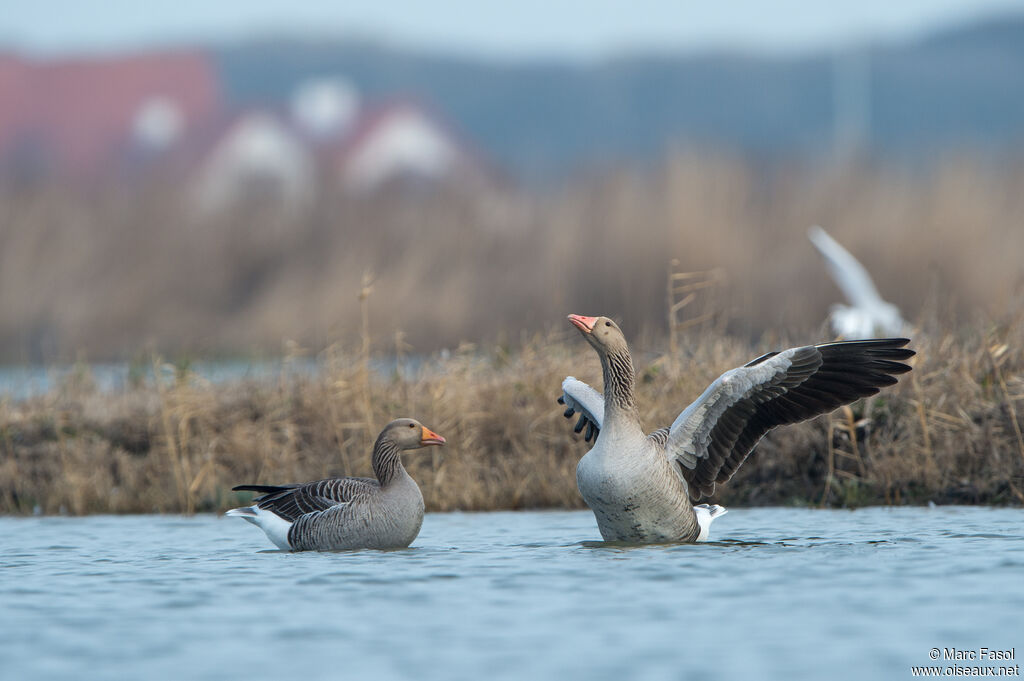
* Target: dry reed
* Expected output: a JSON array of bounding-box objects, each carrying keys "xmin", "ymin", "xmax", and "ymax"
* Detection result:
[
  {"xmin": 1, "ymin": 313, "xmax": 1022, "ymax": 515},
  {"xmin": 1, "ymin": 155, "xmax": 1023, "ymax": 361},
  {"xmin": 1, "ymin": 154, "xmax": 1023, "ymax": 513}
]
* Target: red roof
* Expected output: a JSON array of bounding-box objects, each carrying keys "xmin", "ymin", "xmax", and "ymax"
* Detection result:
[{"xmin": 0, "ymin": 51, "xmax": 220, "ymax": 177}]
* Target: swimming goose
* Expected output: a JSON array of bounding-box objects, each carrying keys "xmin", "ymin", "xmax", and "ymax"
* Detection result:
[
  {"xmin": 559, "ymin": 314, "xmax": 913, "ymax": 543},
  {"xmin": 227, "ymin": 418, "xmax": 445, "ymax": 551},
  {"xmin": 808, "ymin": 225, "xmax": 906, "ymax": 338}
]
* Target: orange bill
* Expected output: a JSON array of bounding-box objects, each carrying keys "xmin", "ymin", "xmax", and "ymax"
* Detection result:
[
  {"xmin": 568, "ymin": 314, "xmax": 598, "ymax": 333},
  {"xmin": 420, "ymin": 426, "xmax": 446, "ymax": 446}
]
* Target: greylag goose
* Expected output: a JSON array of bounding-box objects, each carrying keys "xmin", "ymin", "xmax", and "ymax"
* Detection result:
[
  {"xmin": 227, "ymin": 418, "xmax": 445, "ymax": 551},
  {"xmin": 808, "ymin": 225, "xmax": 906, "ymax": 338},
  {"xmin": 559, "ymin": 314, "xmax": 913, "ymax": 543}
]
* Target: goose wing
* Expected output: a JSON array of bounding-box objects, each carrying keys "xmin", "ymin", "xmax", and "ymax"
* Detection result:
[
  {"xmin": 808, "ymin": 225, "xmax": 886, "ymax": 309},
  {"xmin": 666, "ymin": 338, "xmax": 913, "ymax": 501},
  {"xmin": 558, "ymin": 376, "xmax": 604, "ymax": 443},
  {"xmin": 233, "ymin": 477, "xmax": 378, "ymax": 522}
]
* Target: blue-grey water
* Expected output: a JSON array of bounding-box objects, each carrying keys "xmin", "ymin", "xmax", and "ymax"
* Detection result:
[
  {"xmin": 0, "ymin": 356, "xmax": 430, "ymax": 402},
  {"xmin": 0, "ymin": 359, "xmax": 324, "ymax": 400},
  {"xmin": 2, "ymin": 507, "xmax": 1021, "ymax": 681}
]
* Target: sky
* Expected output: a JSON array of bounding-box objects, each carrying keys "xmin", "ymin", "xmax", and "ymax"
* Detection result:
[{"xmin": 1, "ymin": 0, "xmax": 1022, "ymax": 60}]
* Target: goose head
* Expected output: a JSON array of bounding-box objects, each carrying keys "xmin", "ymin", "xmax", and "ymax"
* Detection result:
[
  {"xmin": 568, "ymin": 314, "xmax": 629, "ymax": 356},
  {"xmin": 383, "ymin": 418, "xmax": 447, "ymax": 449}
]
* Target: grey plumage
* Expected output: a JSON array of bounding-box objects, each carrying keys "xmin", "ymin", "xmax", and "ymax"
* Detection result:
[
  {"xmin": 561, "ymin": 314, "xmax": 913, "ymax": 543},
  {"xmin": 233, "ymin": 478, "xmax": 377, "ymax": 521},
  {"xmin": 227, "ymin": 418, "xmax": 445, "ymax": 551},
  {"xmin": 666, "ymin": 339, "xmax": 913, "ymax": 500},
  {"xmin": 558, "ymin": 377, "xmax": 603, "ymax": 443}
]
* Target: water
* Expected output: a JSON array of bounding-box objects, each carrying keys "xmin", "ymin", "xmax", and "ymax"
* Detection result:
[
  {"xmin": 0, "ymin": 356, "xmax": 422, "ymax": 401},
  {"xmin": 0, "ymin": 359, "xmax": 320, "ymax": 401},
  {"xmin": 2, "ymin": 507, "xmax": 1021, "ymax": 681}
]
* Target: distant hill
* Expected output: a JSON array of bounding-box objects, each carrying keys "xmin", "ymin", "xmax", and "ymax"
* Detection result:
[{"xmin": 201, "ymin": 13, "xmax": 1024, "ymax": 177}]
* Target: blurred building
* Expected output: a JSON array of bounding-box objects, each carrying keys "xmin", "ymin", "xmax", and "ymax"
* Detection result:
[
  {"xmin": 0, "ymin": 51, "xmax": 493, "ymax": 203},
  {"xmin": 192, "ymin": 110, "xmax": 315, "ymax": 210},
  {"xmin": 0, "ymin": 51, "xmax": 219, "ymax": 181},
  {"xmin": 332, "ymin": 100, "xmax": 489, "ymax": 194}
]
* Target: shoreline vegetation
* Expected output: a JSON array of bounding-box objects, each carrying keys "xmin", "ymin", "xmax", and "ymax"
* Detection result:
[
  {"xmin": 2, "ymin": 155, "xmax": 1023, "ymax": 514},
  {"xmin": 2, "ymin": 318, "xmax": 1022, "ymax": 516}
]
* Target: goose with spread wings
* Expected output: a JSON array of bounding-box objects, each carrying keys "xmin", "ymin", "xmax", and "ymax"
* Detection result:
[
  {"xmin": 559, "ymin": 314, "xmax": 913, "ymax": 543},
  {"xmin": 227, "ymin": 418, "xmax": 446, "ymax": 551},
  {"xmin": 808, "ymin": 225, "xmax": 906, "ymax": 338}
]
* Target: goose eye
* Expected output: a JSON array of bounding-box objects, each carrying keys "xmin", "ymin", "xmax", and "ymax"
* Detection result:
[
  {"xmin": 409, "ymin": 423, "xmax": 415, "ymax": 428},
  {"xmin": 604, "ymin": 321, "xmax": 611, "ymax": 327}
]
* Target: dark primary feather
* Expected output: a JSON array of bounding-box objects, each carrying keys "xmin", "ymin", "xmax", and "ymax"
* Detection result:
[
  {"xmin": 558, "ymin": 395, "xmax": 600, "ymax": 443},
  {"xmin": 676, "ymin": 338, "xmax": 913, "ymax": 501},
  {"xmin": 233, "ymin": 477, "xmax": 378, "ymax": 522},
  {"xmin": 232, "ymin": 484, "xmax": 298, "ymax": 494}
]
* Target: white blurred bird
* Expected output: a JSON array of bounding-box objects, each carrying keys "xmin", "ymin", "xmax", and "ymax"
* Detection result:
[{"xmin": 808, "ymin": 225, "xmax": 906, "ymax": 339}]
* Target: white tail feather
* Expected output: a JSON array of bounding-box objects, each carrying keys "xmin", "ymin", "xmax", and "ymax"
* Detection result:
[
  {"xmin": 693, "ymin": 504, "xmax": 728, "ymax": 542},
  {"xmin": 227, "ymin": 506, "xmax": 293, "ymax": 550}
]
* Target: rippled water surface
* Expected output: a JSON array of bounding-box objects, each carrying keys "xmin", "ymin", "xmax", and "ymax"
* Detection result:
[{"xmin": 2, "ymin": 507, "xmax": 1021, "ymax": 680}]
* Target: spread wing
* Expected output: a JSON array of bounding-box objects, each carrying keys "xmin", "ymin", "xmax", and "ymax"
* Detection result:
[
  {"xmin": 808, "ymin": 225, "xmax": 886, "ymax": 309},
  {"xmin": 666, "ymin": 338, "xmax": 914, "ymax": 501},
  {"xmin": 233, "ymin": 477, "xmax": 378, "ymax": 522},
  {"xmin": 558, "ymin": 376, "xmax": 604, "ymax": 443}
]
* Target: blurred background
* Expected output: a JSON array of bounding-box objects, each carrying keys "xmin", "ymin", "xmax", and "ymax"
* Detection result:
[{"xmin": 2, "ymin": 0, "xmax": 1023, "ymax": 364}]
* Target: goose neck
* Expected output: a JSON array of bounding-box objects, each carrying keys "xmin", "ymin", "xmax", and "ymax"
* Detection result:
[
  {"xmin": 600, "ymin": 347, "xmax": 641, "ymax": 427},
  {"xmin": 372, "ymin": 436, "xmax": 405, "ymax": 486}
]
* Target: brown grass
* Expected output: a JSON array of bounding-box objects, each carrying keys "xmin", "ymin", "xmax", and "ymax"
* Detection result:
[
  {"xmin": 1, "ymin": 313, "xmax": 1022, "ymax": 515},
  {"xmin": 1, "ymin": 155, "xmax": 1023, "ymax": 361},
  {"xmin": 1, "ymin": 154, "xmax": 1023, "ymax": 513}
]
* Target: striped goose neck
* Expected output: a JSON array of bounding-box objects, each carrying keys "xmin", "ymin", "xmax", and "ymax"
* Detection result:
[
  {"xmin": 371, "ymin": 435, "xmax": 406, "ymax": 486},
  {"xmin": 600, "ymin": 346, "xmax": 640, "ymax": 423}
]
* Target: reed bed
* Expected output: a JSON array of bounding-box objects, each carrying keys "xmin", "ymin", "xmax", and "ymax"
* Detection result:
[
  {"xmin": 2, "ymin": 154, "xmax": 1023, "ymax": 514},
  {"xmin": 1, "ymin": 315, "xmax": 1022, "ymax": 515},
  {"xmin": 1, "ymin": 155, "xmax": 1023, "ymax": 361}
]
